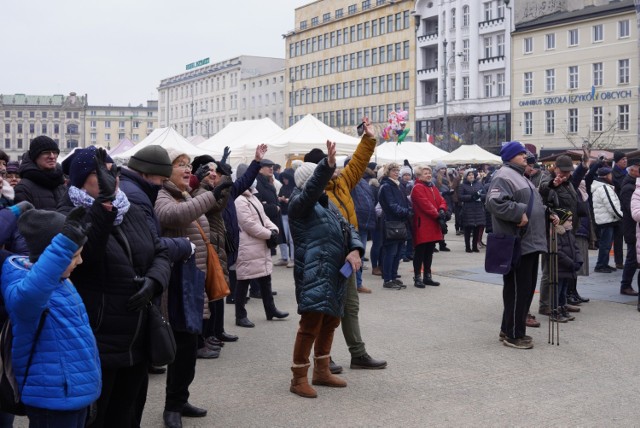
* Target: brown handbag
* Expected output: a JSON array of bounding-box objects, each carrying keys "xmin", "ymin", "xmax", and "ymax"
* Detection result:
[{"xmin": 194, "ymin": 222, "xmax": 230, "ymax": 301}]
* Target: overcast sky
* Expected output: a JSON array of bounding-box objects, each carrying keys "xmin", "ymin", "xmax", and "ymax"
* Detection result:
[{"xmin": 0, "ymin": 0, "xmax": 307, "ymax": 106}]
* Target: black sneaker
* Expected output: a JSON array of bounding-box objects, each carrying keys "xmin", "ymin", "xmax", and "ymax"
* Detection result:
[
  {"xmin": 329, "ymin": 358, "xmax": 343, "ymax": 374},
  {"xmin": 499, "ymin": 331, "xmax": 532, "ymax": 342},
  {"xmin": 392, "ymin": 279, "xmax": 406, "ymax": 288},
  {"xmin": 383, "ymin": 281, "xmax": 401, "ymax": 289},
  {"xmin": 350, "ymin": 353, "xmax": 387, "ymax": 369},
  {"xmin": 503, "ymin": 337, "xmax": 534, "ymax": 349},
  {"xmin": 594, "ymin": 266, "xmax": 613, "ymax": 273},
  {"xmin": 439, "ymin": 246, "xmax": 451, "ymax": 252}
]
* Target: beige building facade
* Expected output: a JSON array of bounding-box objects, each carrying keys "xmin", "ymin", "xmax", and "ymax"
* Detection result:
[
  {"xmin": 157, "ymin": 56, "xmax": 284, "ymax": 138},
  {"xmin": 0, "ymin": 92, "xmax": 86, "ymax": 160},
  {"xmin": 512, "ymin": 0, "xmax": 638, "ymax": 151},
  {"xmin": 85, "ymin": 101, "xmax": 157, "ymax": 149},
  {"xmin": 284, "ymin": 0, "xmax": 415, "ymax": 139}
]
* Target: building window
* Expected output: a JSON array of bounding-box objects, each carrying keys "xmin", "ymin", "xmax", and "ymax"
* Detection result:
[
  {"xmin": 462, "ymin": 5, "xmax": 469, "ymax": 27},
  {"xmin": 569, "ymin": 66, "xmax": 579, "ymax": 89},
  {"xmin": 323, "ymin": 13, "xmax": 331, "ymax": 22},
  {"xmin": 41, "ymin": 124, "xmax": 47, "ymax": 133},
  {"xmin": 484, "ymin": 75, "xmax": 492, "ymax": 98},
  {"xmin": 497, "ymin": 73, "xmax": 505, "ymax": 96},
  {"xmin": 17, "ymin": 112, "xmax": 22, "ymax": 118},
  {"xmin": 54, "ymin": 112, "xmax": 59, "ymax": 118},
  {"xmin": 618, "ymin": 59, "xmax": 630, "ymax": 84},
  {"xmin": 119, "ymin": 121, "xmax": 125, "ymax": 129},
  {"xmin": 311, "ymin": 17, "xmax": 318, "ymax": 26},
  {"xmin": 451, "ymin": 8, "xmax": 456, "ymax": 28},
  {"xmin": 4, "ymin": 139, "xmax": 10, "ymax": 149},
  {"xmin": 4, "ymin": 111, "xmax": 9, "ymax": 118},
  {"xmin": 545, "ymin": 69, "xmax": 555, "ymax": 92},
  {"xmin": 403, "ymin": 40, "xmax": 409, "ymax": 59},
  {"xmin": 619, "ymin": 20, "xmax": 630, "ymax": 38},
  {"xmin": 483, "ymin": 2, "xmax": 492, "ymax": 21},
  {"xmin": 524, "ymin": 72, "xmax": 533, "ymax": 94},
  {"xmin": 592, "ymin": 106, "xmax": 603, "ymax": 132},
  {"xmin": 17, "ymin": 124, "xmax": 22, "ymax": 133},
  {"xmin": 348, "ymin": 4, "xmax": 356, "ymax": 14},
  {"xmin": 497, "ymin": 3, "xmax": 505, "ymax": 18},
  {"xmin": 90, "ymin": 120, "xmax": 97, "ymax": 128},
  {"xmin": 568, "ymin": 29, "xmax": 579, "ymax": 46},
  {"xmin": 54, "ymin": 124, "xmax": 59, "ymax": 133},
  {"xmin": 403, "ymin": 71, "xmax": 409, "ymax": 90},
  {"xmin": 362, "ymin": 0, "xmax": 370, "ymax": 10},
  {"xmin": 17, "ymin": 139, "xmax": 22, "ymax": 149},
  {"xmin": 4, "ymin": 124, "xmax": 9, "ymax": 133},
  {"xmin": 619, "ymin": 105, "xmax": 629, "ymax": 131},
  {"xmin": 497, "ymin": 34, "xmax": 505, "ymax": 56},
  {"xmin": 484, "ymin": 37, "xmax": 492, "ymax": 58},
  {"xmin": 524, "ymin": 37, "xmax": 533, "ymax": 54},
  {"xmin": 463, "ymin": 77, "xmax": 469, "ymax": 99},
  {"xmin": 462, "ymin": 39, "xmax": 469, "ymax": 62},
  {"xmin": 545, "ymin": 33, "xmax": 555, "ymax": 50},
  {"xmin": 524, "ymin": 112, "xmax": 532, "ymax": 135},
  {"xmin": 104, "ymin": 121, "xmax": 111, "ymax": 128},
  {"xmin": 105, "ymin": 133, "xmax": 111, "ymax": 141},
  {"xmin": 568, "ymin": 108, "xmax": 578, "ymax": 133},
  {"xmin": 42, "ymin": 111, "xmax": 47, "ymax": 119},
  {"xmin": 592, "ymin": 24, "xmax": 603, "ymax": 42},
  {"xmin": 592, "ymin": 63, "xmax": 602, "ymax": 86},
  {"xmin": 335, "ymin": 8, "xmax": 343, "ymax": 18},
  {"xmin": 29, "ymin": 111, "xmax": 35, "ymax": 118},
  {"xmin": 545, "ymin": 110, "xmax": 555, "ymax": 134}
]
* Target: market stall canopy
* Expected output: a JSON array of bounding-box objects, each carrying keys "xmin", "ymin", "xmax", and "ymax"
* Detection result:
[
  {"xmin": 108, "ymin": 138, "xmax": 134, "ymax": 157},
  {"xmin": 187, "ymin": 135, "xmax": 206, "ymax": 145},
  {"xmin": 254, "ymin": 114, "xmax": 361, "ymax": 166},
  {"xmin": 112, "ymin": 127, "xmax": 210, "ymax": 163},
  {"xmin": 433, "ymin": 144, "xmax": 502, "ymax": 165},
  {"xmin": 198, "ymin": 118, "xmax": 283, "ymax": 164},
  {"xmin": 374, "ymin": 142, "xmax": 448, "ymax": 165}
]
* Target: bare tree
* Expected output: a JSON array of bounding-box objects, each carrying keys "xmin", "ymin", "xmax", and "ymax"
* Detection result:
[{"xmin": 560, "ymin": 119, "xmax": 619, "ymax": 150}]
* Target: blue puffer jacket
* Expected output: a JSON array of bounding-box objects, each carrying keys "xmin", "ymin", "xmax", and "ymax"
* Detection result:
[
  {"xmin": 378, "ymin": 176, "xmax": 410, "ymax": 222},
  {"xmin": 351, "ymin": 178, "xmax": 376, "ymax": 232},
  {"xmin": 289, "ymin": 159, "xmax": 364, "ymax": 317},
  {"xmin": 1, "ymin": 234, "xmax": 101, "ymax": 411}
]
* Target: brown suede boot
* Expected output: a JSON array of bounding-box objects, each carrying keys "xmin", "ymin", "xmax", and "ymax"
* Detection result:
[
  {"xmin": 312, "ymin": 355, "xmax": 347, "ymax": 387},
  {"xmin": 290, "ymin": 364, "xmax": 317, "ymax": 398}
]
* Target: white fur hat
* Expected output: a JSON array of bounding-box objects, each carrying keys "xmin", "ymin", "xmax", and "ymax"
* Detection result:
[
  {"xmin": 165, "ymin": 147, "xmax": 189, "ymax": 164},
  {"xmin": 294, "ymin": 162, "xmax": 318, "ymax": 189}
]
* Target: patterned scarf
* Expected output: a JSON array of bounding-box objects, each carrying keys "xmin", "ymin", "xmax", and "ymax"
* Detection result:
[{"xmin": 68, "ymin": 186, "xmax": 131, "ymax": 225}]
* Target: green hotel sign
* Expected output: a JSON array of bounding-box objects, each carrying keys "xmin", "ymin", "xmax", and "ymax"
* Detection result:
[{"xmin": 186, "ymin": 58, "xmax": 210, "ymax": 70}]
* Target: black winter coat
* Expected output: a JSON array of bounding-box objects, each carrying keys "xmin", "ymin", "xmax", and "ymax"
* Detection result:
[
  {"xmin": 256, "ymin": 173, "xmax": 285, "ymax": 244},
  {"xmin": 459, "ymin": 180, "xmax": 486, "ymax": 227},
  {"xmin": 14, "ymin": 156, "xmax": 66, "ymax": 210},
  {"xmin": 556, "ymin": 228, "xmax": 583, "ymax": 279},
  {"xmin": 619, "ymin": 173, "xmax": 637, "ymax": 244},
  {"xmin": 59, "ymin": 196, "xmax": 171, "ymax": 368},
  {"xmin": 288, "ymin": 159, "xmax": 364, "ymax": 317}
]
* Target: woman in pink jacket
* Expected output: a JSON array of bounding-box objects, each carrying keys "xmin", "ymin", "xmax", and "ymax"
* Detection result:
[
  {"xmin": 628, "ymin": 176, "xmax": 640, "ymax": 312},
  {"xmin": 234, "ymin": 181, "xmax": 289, "ymax": 327}
]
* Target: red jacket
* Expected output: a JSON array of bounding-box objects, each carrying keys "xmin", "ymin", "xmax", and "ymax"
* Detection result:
[{"xmin": 411, "ymin": 180, "xmax": 447, "ymax": 245}]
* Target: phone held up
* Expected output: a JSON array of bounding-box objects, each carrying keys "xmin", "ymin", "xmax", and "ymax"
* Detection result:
[{"xmin": 357, "ymin": 122, "xmax": 365, "ymax": 136}]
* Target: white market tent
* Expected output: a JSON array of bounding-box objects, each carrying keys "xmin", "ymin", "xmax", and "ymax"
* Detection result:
[
  {"xmin": 374, "ymin": 142, "xmax": 448, "ymax": 165},
  {"xmin": 112, "ymin": 127, "xmax": 210, "ymax": 163},
  {"xmin": 187, "ymin": 135, "xmax": 206, "ymax": 145},
  {"xmin": 198, "ymin": 118, "xmax": 283, "ymax": 164},
  {"xmin": 433, "ymin": 144, "xmax": 502, "ymax": 165},
  {"xmin": 108, "ymin": 138, "xmax": 134, "ymax": 157},
  {"xmin": 258, "ymin": 114, "xmax": 361, "ymax": 166}
]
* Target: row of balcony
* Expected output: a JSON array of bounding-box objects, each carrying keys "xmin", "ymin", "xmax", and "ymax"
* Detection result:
[
  {"xmin": 417, "ymin": 17, "xmax": 505, "ymax": 48},
  {"xmin": 417, "ymin": 56, "xmax": 504, "ymax": 80}
]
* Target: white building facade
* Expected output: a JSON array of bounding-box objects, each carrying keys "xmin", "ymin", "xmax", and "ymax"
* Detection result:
[
  {"xmin": 157, "ymin": 56, "xmax": 284, "ymax": 138},
  {"xmin": 414, "ymin": 0, "xmax": 512, "ymax": 150}
]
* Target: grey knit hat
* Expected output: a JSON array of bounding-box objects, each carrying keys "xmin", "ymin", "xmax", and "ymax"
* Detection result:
[
  {"xmin": 128, "ymin": 145, "xmax": 173, "ymax": 178},
  {"xmin": 294, "ymin": 162, "xmax": 318, "ymax": 188},
  {"xmin": 18, "ymin": 209, "xmax": 67, "ymax": 262}
]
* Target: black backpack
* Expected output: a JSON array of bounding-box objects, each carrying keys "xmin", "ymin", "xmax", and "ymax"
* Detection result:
[{"xmin": 0, "ymin": 309, "xmax": 48, "ymax": 416}]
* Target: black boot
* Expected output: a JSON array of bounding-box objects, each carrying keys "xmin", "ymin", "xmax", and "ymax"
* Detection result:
[
  {"xmin": 266, "ymin": 309, "xmax": 289, "ymax": 320},
  {"xmin": 414, "ymin": 276, "xmax": 425, "ymax": 288},
  {"xmin": 423, "ymin": 274, "xmax": 440, "ymax": 286}
]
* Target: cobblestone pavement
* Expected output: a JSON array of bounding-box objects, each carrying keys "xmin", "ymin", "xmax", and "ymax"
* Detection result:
[{"xmin": 15, "ymin": 234, "xmax": 640, "ymax": 427}]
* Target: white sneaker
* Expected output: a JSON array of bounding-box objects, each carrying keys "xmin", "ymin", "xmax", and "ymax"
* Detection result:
[
  {"xmin": 287, "ymin": 260, "xmax": 294, "ymax": 268},
  {"xmin": 273, "ymin": 259, "xmax": 288, "ymax": 267}
]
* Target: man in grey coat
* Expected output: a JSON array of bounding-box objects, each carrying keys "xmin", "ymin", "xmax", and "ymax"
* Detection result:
[{"xmin": 486, "ymin": 142, "xmax": 557, "ymax": 349}]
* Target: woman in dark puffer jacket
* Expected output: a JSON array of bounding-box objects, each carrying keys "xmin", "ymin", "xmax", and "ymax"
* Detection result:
[
  {"xmin": 458, "ymin": 169, "xmax": 486, "ymax": 253},
  {"xmin": 58, "ymin": 147, "xmax": 171, "ymax": 428},
  {"xmin": 287, "ymin": 142, "xmax": 364, "ymax": 399}
]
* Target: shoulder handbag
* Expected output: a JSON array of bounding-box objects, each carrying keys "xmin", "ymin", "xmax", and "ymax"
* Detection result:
[
  {"xmin": 485, "ymin": 187, "xmax": 534, "ymax": 275},
  {"xmin": 194, "ymin": 222, "xmax": 231, "ymax": 301},
  {"xmin": 246, "ymin": 199, "xmax": 278, "ymax": 249},
  {"xmin": 384, "ymin": 220, "xmax": 408, "ymax": 241},
  {"xmin": 115, "ymin": 228, "xmax": 177, "ymax": 365}
]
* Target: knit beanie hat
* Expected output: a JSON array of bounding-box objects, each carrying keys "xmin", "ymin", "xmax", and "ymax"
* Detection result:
[
  {"xmin": 235, "ymin": 163, "xmax": 248, "ymax": 179},
  {"xmin": 435, "ymin": 161, "xmax": 447, "ymax": 171},
  {"xmin": 18, "ymin": 209, "xmax": 68, "ymax": 262},
  {"xmin": 165, "ymin": 147, "xmax": 189, "ymax": 165},
  {"xmin": 614, "ymin": 151, "xmax": 626, "ymax": 163},
  {"xmin": 597, "ymin": 167, "xmax": 612, "ymax": 177},
  {"xmin": 367, "ymin": 162, "xmax": 377, "ymax": 171},
  {"xmin": 29, "ymin": 136, "xmax": 59, "ymax": 161},
  {"xmin": 399, "ymin": 166, "xmax": 412, "ymax": 178},
  {"xmin": 294, "ymin": 162, "xmax": 318, "ymax": 188},
  {"xmin": 66, "ymin": 146, "xmax": 114, "ymax": 189},
  {"xmin": 303, "ymin": 148, "xmax": 326, "ymax": 164},
  {"xmin": 128, "ymin": 145, "xmax": 173, "ymax": 178},
  {"xmin": 500, "ymin": 141, "xmax": 526, "ymax": 163},
  {"xmin": 191, "ymin": 155, "xmax": 215, "ymax": 174},
  {"xmin": 5, "ymin": 161, "xmax": 19, "ymax": 174}
]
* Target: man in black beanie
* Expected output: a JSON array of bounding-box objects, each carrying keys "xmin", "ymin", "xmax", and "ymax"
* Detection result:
[
  {"xmin": 301, "ymin": 118, "xmax": 387, "ymax": 371},
  {"xmin": 14, "ymin": 136, "xmax": 66, "ymax": 210}
]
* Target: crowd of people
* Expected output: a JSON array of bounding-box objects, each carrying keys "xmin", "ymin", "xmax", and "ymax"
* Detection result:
[{"xmin": 1, "ymin": 127, "xmax": 639, "ymax": 426}]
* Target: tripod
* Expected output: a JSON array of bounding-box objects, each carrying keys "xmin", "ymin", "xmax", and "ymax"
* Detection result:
[{"xmin": 548, "ymin": 221, "xmax": 560, "ymax": 345}]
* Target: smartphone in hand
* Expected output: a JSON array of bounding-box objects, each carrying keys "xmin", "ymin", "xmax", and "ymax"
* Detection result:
[
  {"xmin": 357, "ymin": 122, "xmax": 365, "ymax": 136},
  {"xmin": 340, "ymin": 261, "xmax": 353, "ymax": 278}
]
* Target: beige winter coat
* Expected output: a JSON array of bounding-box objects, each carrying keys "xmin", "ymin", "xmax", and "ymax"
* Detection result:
[
  {"xmin": 155, "ymin": 180, "xmax": 217, "ymax": 317},
  {"xmin": 234, "ymin": 189, "xmax": 277, "ymax": 280}
]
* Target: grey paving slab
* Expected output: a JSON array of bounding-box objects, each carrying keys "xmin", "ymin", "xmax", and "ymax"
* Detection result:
[{"xmin": 12, "ymin": 233, "xmax": 640, "ymax": 427}]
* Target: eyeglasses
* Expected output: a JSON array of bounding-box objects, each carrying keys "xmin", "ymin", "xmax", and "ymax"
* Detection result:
[
  {"xmin": 40, "ymin": 150, "xmax": 58, "ymax": 157},
  {"xmin": 174, "ymin": 163, "xmax": 192, "ymax": 170},
  {"xmin": 390, "ymin": 168, "xmax": 400, "ymax": 172}
]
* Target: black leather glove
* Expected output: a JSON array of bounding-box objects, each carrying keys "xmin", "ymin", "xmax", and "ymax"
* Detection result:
[
  {"xmin": 94, "ymin": 148, "xmax": 117, "ymax": 203},
  {"xmin": 213, "ymin": 181, "xmax": 233, "ymax": 200},
  {"xmin": 194, "ymin": 164, "xmax": 210, "ymax": 182},
  {"xmin": 438, "ymin": 209, "xmax": 447, "ymax": 220},
  {"xmin": 127, "ymin": 277, "xmax": 161, "ymax": 312},
  {"xmin": 61, "ymin": 206, "xmax": 90, "ymax": 247},
  {"xmin": 221, "ymin": 146, "xmax": 231, "ymax": 164}
]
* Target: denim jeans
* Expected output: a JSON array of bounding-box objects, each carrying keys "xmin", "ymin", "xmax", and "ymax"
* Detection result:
[
  {"xmin": 356, "ymin": 229, "xmax": 369, "ymax": 287},
  {"xmin": 25, "ymin": 406, "xmax": 88, "ymax": 428},
  {"xmin": 596, "ymin": 224, "xmax": 614, "ymax": 269},
  {"xmin": 382, "ymin": 240, "xmax": 403, "ymax": 282}
]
